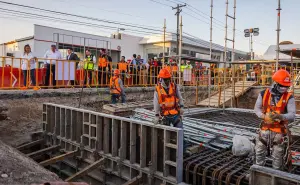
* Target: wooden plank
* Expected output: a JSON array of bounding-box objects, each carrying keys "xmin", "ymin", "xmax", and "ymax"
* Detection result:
[
  {"xmin": 198, "ymin": 80, "xmax": 256, "ymax": 106},
  {"xmin": 27, "ymin": 145, "xmax": 60, "ymax": 158},
  {"xmin": 122, "ymin": 175, "xmax": 142, "ymax": 185},
  {"xmin": 65, "ymin": 158, "xmax": 105, "ymax": 182},
  {"xmin": 16, "ymin": 139, "xmax": 44, "ymax": 151},
  {"xmin": 39, "ymin": 150, "xmax": 78, "ymax": 166}
]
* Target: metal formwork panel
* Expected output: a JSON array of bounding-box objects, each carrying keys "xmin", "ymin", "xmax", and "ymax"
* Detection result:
[
  {"xmin": 250, "ymin": 165, "xmax": 300, "ymax": 185},
  {"xmin": 42, "ymin": 103, "xmax": 184, "ymax": 184}
]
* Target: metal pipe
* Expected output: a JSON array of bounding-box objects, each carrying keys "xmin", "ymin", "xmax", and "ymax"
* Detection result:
[
  {"xmin": 208, "ymin": 0, "xmax": 213, "ymax": 108},
  {"xmin": 276, "ymin": 0, "xmax": 281, "ymax": 71},
  {"xmin": 223, "ymin": 0, "xmax": 229, "ymax": 112},
  {"xmin": 163, "ymin": 19, "xmax": 166, "ymax": 67}
]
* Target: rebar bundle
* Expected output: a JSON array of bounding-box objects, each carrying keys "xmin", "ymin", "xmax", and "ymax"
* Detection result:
[{"xmin": 131, "ymin": 108, "xmax": 257, "ymax": 151}]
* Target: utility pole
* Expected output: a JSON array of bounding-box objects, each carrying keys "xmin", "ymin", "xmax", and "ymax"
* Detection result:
[
  {"xmin": 163, "ymin": 19, "xmax": 166, "ymax": 67},
  {"xmin": 172, "ymin": 3, "xmax": 186, "ymax": 55},
  {"xmin": 276, "ymin": 0, "xmax": 281, "ymax": 71},
  {"xmin": 250, "ymin": 33, "xmax": 253, "ymax": 60},
  {"xmin": 178, "ymin": 16, "xmax": 183, "ymax": 86}
]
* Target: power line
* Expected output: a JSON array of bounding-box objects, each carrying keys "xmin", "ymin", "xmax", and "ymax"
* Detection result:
[
  {"xmin": 0, "ymin": 1, "xmax": 168, "ymax": 33},
  {"xmin": 0, "ymin": 8, "xmax": 174, "ymax": 36},
  {"xmin": 149, "ymin": 0, "xmax": 173, "ymax": 7}
]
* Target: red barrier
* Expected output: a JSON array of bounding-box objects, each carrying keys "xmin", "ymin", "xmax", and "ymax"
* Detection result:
[{"xmin": 0, "ymin": 66, "xmax": 46, "ymax": 88}]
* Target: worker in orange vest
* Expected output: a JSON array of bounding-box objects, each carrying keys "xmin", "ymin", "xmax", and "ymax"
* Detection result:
[
  {"xmin": 153, "ymin": 68, "xmax": 184, "ymax": 127},
  {"xmin": 254, "ymin": 69, "xmax": 295, "ymax": 170},
  {"xmin": 98, "ymin": 49, "xmax": 112, "ymax": 85},
  {"xmin": 117, "ymin": 56, "xmax": 129, "ymax": 84},
  {"xmin": 110, "ymin": 69, "xmax": 125, "ymax": 104}
]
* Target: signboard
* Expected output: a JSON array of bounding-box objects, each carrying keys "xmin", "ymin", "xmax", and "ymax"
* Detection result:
[
  {"xmin": 244, "ymin": 33, "xmax": 250, "ymax": 37},
  {"xmin": 253, "ymin": 32, "xmax": 259, "ymax": 36},
  {"xmin": 253, "ymin": 28, "xmax": 259, "ymax": 32}
]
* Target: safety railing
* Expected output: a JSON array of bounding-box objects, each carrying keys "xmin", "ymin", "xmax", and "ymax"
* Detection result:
[{"xmin": 1, "ymin": 56, "xmax": 300, "ymax": 91}]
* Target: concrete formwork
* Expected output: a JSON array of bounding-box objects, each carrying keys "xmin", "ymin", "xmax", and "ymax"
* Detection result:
[{"xmin": 42, "ymin": 103, "xmax": 184, "ymax": 185}]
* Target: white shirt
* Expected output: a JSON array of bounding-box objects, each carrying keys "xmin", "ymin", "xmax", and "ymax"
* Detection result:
[
  {"xmin": 44, "ymin": 50, "xmax": 62, "ymax": 64},
  {"xmin": 21, "ymin": 52, "xmax": 36, "ymax": 70}
]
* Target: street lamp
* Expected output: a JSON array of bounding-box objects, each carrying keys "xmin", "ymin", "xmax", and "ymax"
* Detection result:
[{"xmin": 244, "ymin": 28, "xmax": 259, "ymax": 60}]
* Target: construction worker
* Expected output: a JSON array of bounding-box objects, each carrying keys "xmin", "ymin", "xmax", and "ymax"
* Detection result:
[
  {"xmin": 254, "ymin": 69, "xmax": 296, "ymax": 170},
  {"xmin": 154, "ymin": 68, "xmax": 184, "ymax": 127},
  {"xmin": 110, "ymin": 69, "xmax": 125, "ymax": 104},
  {"xmin": 83, "ymin": 49, "xmax": 96, "ymax": 86},
  {"xmin": 98, "ymin": 49, "xmax": 112, "ymax": 85}
]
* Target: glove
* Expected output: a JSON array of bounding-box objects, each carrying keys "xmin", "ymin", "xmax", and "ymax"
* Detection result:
[
  {"xmin": 270, "ymin": 112, "xmax": 284, "ymax": 121},
  {"xmin": 180, "ymin": 108, "xmax": 185, "ymax": 116},
  {"xmin": 153, "ymin": 116, "xmax": 160, "ymax": 125},
  {"xmin": 263, "ymin": 113, "xmax": 274, "ymax": 124}
]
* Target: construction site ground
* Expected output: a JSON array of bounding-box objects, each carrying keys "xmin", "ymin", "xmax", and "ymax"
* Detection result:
[{"xmin": 1, "ymin": 86, "xmax": 300, "ymax": 184}]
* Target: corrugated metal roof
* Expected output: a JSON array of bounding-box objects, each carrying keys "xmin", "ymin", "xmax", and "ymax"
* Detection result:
[{"xmin": 263, "ymin": 44, "xmax": 300, "ymax": 60}]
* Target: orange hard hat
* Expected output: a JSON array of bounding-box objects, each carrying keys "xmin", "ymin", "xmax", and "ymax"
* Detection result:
[
  {"xmin": 158, "ymin": 68, "xmax": 172, "ymax": 79},
  {"xmin": 272, "ymin": 69, "xmax": 291, "ymax": 86},
  {"xmin": 114, "ymin": 69, "xmax": 120, "ymax": 75}
]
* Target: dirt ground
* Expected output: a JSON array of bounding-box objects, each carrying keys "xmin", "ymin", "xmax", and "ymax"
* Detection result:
[
  {"xmin": 0, "ymin": 95, "xmax": 106, "ymax": 147},
  {"xmin": 0, "ymin": 139, "xmax": 60, "ymax": 185}
]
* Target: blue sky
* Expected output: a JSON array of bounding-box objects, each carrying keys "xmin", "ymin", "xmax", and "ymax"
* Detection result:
[{"xmin": 0, "ymin": 0, "xmax": 299, "ymax": 55}]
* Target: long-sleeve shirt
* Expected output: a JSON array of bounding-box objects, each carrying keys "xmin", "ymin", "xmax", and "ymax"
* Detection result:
[
  {"xmin": 118, "ymin": 78, "xmax": 125, "ymax": 96},
  {"xmin": 254, "ymin": 89, "xmax": 296, "ymax": 122},
  {"xmin": 153, "ymin": 84, "xmax": 184, "ymax": 115}
]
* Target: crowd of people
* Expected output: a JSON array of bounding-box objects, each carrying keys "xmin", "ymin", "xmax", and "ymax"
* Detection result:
[{"xmin": 19, "ymin": 44, "xmax": 212, "ymax": 88}]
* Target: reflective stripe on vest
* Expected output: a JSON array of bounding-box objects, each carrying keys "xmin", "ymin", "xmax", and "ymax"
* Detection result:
[
  {"xmin": 155, "ymin": 83, "xmax": 179, "ymax": 116},
  {"xmin": 262, "ymin": 88, "xmax": 292, "ymax": 133},
  {"xmin": 84, "ymin": 55, "xmax": 94, "ymax": 70},
  {"xmin": 110, "ymin": 77, "xmax": 121, "ymax": 95},
  {"xmin": 98, "ymin": 57, "xmax": 108, "ymax": 67}
]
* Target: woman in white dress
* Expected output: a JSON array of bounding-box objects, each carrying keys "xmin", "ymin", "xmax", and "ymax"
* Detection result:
[{"xmin": 21, "ymin": 44, "xmax": 36, "ymax": 87}]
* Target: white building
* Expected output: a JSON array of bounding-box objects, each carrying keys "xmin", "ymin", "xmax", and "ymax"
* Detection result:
[{"xmin": 0, "ymin": 24, "xmax": 248, "ymax": 67}]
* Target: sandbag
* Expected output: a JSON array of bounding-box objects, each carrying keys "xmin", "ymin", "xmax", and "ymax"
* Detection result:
[{"xmin": 232, "ymin": 135, "xmax": 254, "ymax": 156}]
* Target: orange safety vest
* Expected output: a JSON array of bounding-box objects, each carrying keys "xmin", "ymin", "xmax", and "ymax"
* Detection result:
[
  {"xmin": 118, "ymin": 62, "xmax": 128, "ymax": 72},
  {"xmin": 262, "ymin": 88, "xmax": 292, "ymax": 133},
  {"xmin": 110, "ymin": 77, "xmax": 121, "ymax": 95},
  {"xmin": 165, "ymin": 66, "xmax": 171, "ymax": 73},
  {"xmin": 98, "ymin": 57, "xmax": 108, "ymax": 67},
  {"xmin": 172, "ymin": 66, "xmax": 178, "ymax": 72},
  {"xmin": 156, "ymin": 83, "xmax": 180, "ymax": 116}
]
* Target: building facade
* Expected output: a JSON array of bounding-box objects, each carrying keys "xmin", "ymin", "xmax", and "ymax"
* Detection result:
[{"xmin": 0, "ymin": 24, "xmax": 248, "ymax": 68}]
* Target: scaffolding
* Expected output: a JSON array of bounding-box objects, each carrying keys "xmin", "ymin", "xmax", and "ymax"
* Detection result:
[{"xmin": 223, "ymin": 0, "xmax": 237, "ymax": 111}]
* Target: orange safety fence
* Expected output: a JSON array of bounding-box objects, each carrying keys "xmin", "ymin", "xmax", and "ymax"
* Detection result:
[{"xmin": 1, "ymin": 56, "xmax": 299, "ymax": 90}]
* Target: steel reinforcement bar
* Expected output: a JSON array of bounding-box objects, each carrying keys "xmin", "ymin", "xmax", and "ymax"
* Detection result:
[{"xmin": 42, "ymin": 103, "xmax": 184, "ymax": 185}]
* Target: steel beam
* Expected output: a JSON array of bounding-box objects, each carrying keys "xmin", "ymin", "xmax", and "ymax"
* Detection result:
[
  {"xmin": 27, "ymin": 145, "xmax": 60, "ymax": 158},
  {"xmin": 65, "ymin": 158, "xmax": 105, "ymax": 182},
  {"xmin": 39, "ymin": 150, "xmax": 78, "ymax": 166},
  {"xmin": 16, "ymin": 139, "xmax": 44, "ymax": 151},
  {"xmin": 122, "ymin": 175, "xmax": 142, "ymax": 185}
]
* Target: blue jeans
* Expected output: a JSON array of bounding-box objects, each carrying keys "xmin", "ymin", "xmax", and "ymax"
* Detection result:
[
  {"xmin": 111, "ymin": 94, "xmax": 126, "ymax": 104},
  {"xmin": 23, "ymin": 69, "xmax": 36, "ymax": 86},
  {"xmin": 164, "ymin": 114, "xmax": 186, "ymax": 152}
]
